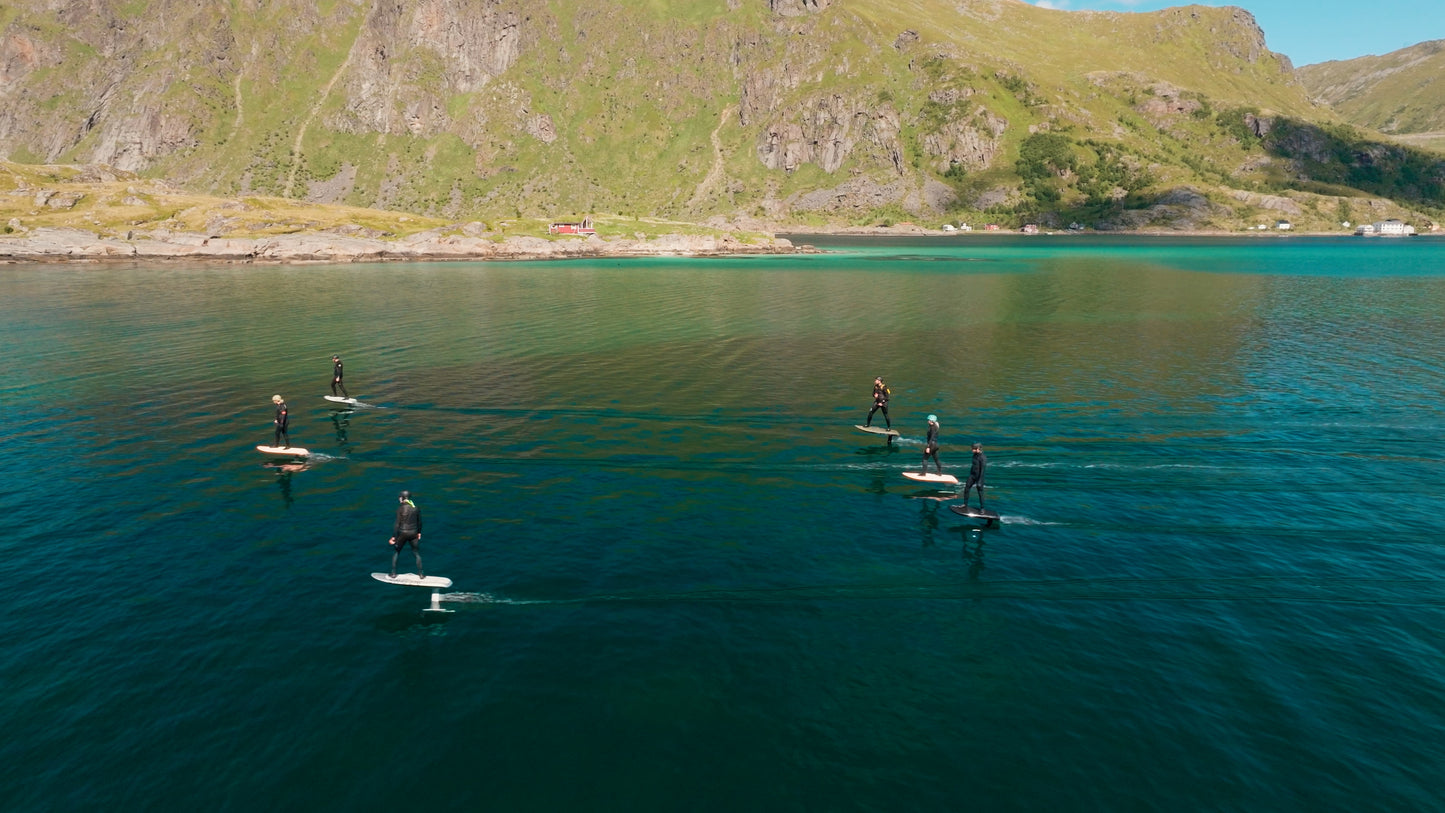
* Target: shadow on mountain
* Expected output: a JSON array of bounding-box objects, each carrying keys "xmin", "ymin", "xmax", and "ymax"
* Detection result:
[{"xmin": 1261, "ymin": 118, "xmax": 1445, "ymax": 207}]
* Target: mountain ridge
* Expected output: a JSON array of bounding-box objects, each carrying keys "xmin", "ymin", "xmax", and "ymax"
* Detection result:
[
  {"xmin": 1297, "ymin": 40, "xmax": 1445, "ymax": 140},
  {"xmin": 1, "ymin": 0, "xmax": 1441, "ymax": 232}
]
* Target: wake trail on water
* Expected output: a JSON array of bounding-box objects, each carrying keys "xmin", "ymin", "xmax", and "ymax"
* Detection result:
[
  {"xmin": 439, "ymin": 592, "xmax": 549, "ymax": 605},
  {"xmin": 263, "ymin": 452, "xmax": 343, "ymax": 471},
  {"xmin": 438, "ymin": 578, "xmax": 1445, "ymax": 609}
]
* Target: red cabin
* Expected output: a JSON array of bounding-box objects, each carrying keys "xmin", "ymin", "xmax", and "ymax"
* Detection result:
[{"xmin": 548, "ymin": 216, "xmax": 596, "ymax": 235}]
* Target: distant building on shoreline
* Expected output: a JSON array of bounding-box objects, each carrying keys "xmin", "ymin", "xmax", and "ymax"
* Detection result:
[
  {"xmin": 549, "ymin": 216, "xmax": 596, "ymax": 236},
  {"xmin": 1355, "ymin": 219, "xmax": 1416, "ymax": 237}
]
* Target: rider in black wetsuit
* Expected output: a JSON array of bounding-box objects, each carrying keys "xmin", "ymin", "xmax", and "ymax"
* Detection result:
[
  {"xmin": 331, "ymin": 355, "xmax": 349, "ymax": 398},
  {"xmin": 865, "ymin": 377, "xmax": 891, "ymax": 429},
  {"xmin": 389, "ymin": 491, "xmax": 424, "ymax": 578},
  {"xmin": 962, "ymin": 443, "xmax": 987, "ymax": 509},
  {"xmin": 921, "ymin": 414, "xmax": 942, "ymax": 475},
  {"xmin": 271, "ymin": 394, "xmax": 290, "ymax": 448}
]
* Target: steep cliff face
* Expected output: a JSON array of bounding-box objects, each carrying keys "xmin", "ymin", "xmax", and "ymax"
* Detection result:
[
  {"xmin": 918, "ymin": 114, "xmax": 1005, "ymax": 173},
  {"xmin": 0, "ymin": 0, "xmax": 321, "ymax": 172},
  {"xmin": 1, "ymin": 0, "xmax": 1408, "ymax": 228},
  {"xmin": 339, "ymin": 0, "xmax": 526, "ymax": 136},
  {"xmin": 756, "ymin": 95, "xmax": 903, "ymax": 174}
]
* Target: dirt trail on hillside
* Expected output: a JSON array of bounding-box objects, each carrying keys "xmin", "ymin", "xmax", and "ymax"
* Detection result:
[
  {"xmin": 688, "ymin": 105, "xmax": 736, "ymax": 210},
  {"xmin": 284, "ymin": 8, "xmax": 371, "ymax": 198}
]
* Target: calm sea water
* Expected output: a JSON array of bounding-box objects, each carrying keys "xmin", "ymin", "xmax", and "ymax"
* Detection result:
[{"xmin": 3, "ymin": 235, "xmax": 1443, "ymax": 811}]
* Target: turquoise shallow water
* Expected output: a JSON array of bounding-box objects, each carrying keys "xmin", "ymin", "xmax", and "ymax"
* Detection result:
[{"xmin": 2, "ymin": 235, "xmax": 1444, "ymax": 811}]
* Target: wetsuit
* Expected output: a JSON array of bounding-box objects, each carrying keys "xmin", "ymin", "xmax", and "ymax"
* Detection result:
[
  {"xmin": 922, "ymin": 421, "xmax": 941, "ymax": 474},
  {"xmin": 331, "ymin": 358, "xmax": 348, "ymax": 397},
  {"xmin": 273, "ymin": 400, "xmax": 290, "ymax": 448},
  {"xmin": 963, "ymin": 449, "xmax": 987, "ymax": 508},
  {"xmin": 866, "ymin": 382, "xmax": 891, "ymax": 428},
  {"xmin": 391, "ymin": 499, "xmax": 424, "ymax": 577}
]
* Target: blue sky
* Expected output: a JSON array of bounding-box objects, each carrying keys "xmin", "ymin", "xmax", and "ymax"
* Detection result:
[{"xmin": 1032, "ymin": 0, "xmax": 1445, "ymax": 66}]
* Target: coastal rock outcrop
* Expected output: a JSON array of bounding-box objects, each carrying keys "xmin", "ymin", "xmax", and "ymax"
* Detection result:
[
  {"xmin": 1095, "ymin": 185, "xmax": 1231, "ymax": 230},
  {"xmin": 0, "ymin": 227, "xmax": 801, "ymax": 264},
  {"xmin": 1228, "ymin": 190, "xmax": 1302, "ymax": 215}
]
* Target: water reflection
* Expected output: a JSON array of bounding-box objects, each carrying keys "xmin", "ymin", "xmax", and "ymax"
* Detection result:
[
  {"xmin": 330, "ymin": 409, "xmax": 351, "ymax": 450},
  {"xmin": 854, "ymin": 444, "xmax": 900, "ymax": 461},
  {"xmin": 960, "ymin": 530, "xmax": 986, "ymax": 579},
  {"xmin": 917, "ymin": 499, "xmax": 940, "ymax": 548},
  {"xmin": 263, "ymin": 460, "xmax": 310, "ymax": 507},
  {"xmin": 371, "ymin": 612, "xmax": 451, "ymax": 634},
  {"xmin": 863, "ymin": 470, "xmax": 888, "ymax": 495}
]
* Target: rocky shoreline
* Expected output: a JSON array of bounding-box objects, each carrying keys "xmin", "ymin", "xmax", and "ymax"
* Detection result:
[
  {"xmin": 5, "ymin": 223, "xmax": 1432, "ymax": 264},
  {"xmin": 0, "ymin": 226, "xmax": 810, "ymax": 264}
]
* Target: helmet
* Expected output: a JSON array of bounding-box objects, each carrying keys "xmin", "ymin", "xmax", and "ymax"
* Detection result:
[
  {"xmin": 399, "ymin": 490, "xmax": 411, "ymax": 501},
  {"xmin": 272, "ymin": 394, "xmax": 283, "ymax": 403},
  {"xmin": 928, "ymin": 414, "xmax": 938, "ymax": 423}
]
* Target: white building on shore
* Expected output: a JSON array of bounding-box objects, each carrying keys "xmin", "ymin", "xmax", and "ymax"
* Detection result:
[{"xmin": 1355, "ymin": 219, "xmax": 1416, "ymax": 236}]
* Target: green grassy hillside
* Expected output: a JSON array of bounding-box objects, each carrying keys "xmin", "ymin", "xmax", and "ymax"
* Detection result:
[
  {"xmin": 1298, "ymin": 40, "xmax": 1445, "ymax": 136},
  {"xmin": 1, "ymin": 0, "xmax": 1441, "ymax": 230}
]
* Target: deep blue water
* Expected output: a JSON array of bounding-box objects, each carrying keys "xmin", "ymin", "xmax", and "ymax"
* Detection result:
[{"xmin": 2, "ymin": 235, "xmax": 1444, "ymax": 811}]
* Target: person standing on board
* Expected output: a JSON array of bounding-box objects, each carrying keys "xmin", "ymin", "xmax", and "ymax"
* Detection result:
[
  {"xmin": 865, "ymin": 376, "xmax": 892, "ymax": 429},
  {"xmin": 921, "ymin": 414, "xmax": 943, "ymax": 475},
  {"xmin": 271, "ymin": 394, "xmax": 291, "ymax": 448},
  {"xmin": 389, "ymin": 490, "xmax": 424, "ymax": 579},
  {"xmin": 961, "ymin": 443, "xmax": 987, "ymax": 510},
  {"xmin": 330, "ymin": 354, "xmax": 349, "ymax": 398}
]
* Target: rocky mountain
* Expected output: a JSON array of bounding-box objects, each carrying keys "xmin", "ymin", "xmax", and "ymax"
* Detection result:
[
  {"xmin": 1297, "ymin": 40, "xmax": 1445, "ymax": 141},
  {"xmin": 1, "ymin": 0, "xmax": 1441, "ymax": 230}
]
